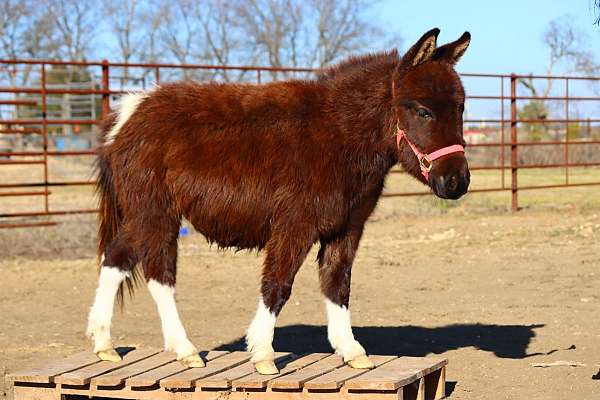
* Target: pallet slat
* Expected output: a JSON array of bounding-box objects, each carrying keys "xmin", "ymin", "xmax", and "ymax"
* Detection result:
[
  {"xmin": 91, "ymin": 351, "xmax": 178, "ymax": 387},
  {"xmin": 344, "ymin": 356, "xmax": 447, "ymax": 391},
  {"xmin": 304, "ymin": 355, "xmax": 397, "ymax": 390},
  {"xmin": 269, "ymin": 354, "xmax": 345, "ymax": 390},
  {"xmin": 232, "ymin": 353, "xmax": 329, "ymax": 390},
  {"xmin": 9, "ymin": 351, "xmax": 101, "ymax": 384},
  {"xmin": 160, "ymin": 351, "xmax": 252, "ymax": 389},
  {"xmin": 125, "ymin": 350, "xmax": 227, "ymax": 388},
  {"xmin": 196, "ymin": 352, "xmax": 292, "ymax": 389},
  {"xmin": 54, "ymin": 348, "xmax": 158, "ymax": 385}
]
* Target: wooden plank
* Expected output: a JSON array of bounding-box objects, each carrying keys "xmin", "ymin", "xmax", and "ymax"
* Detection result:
[
  {"xmin": 196, "ymin": 352, "xmax": 292, "ymax": 390},
  {"xmin": 232, "ymin": 353, "xmax": 329, "ymax": 390},
  {"xmin": 344, "ymin": 357, "xmax": 447, "ymax": 391},
  {"xmin": 125, "ymin": 350, "xmax": 227, "ymax": 388},
  {"xmin": 424, "ymin": 365, "xmax": 446, "ymax": 400},
  {"xmin": 91, "ymin": 351, "xmax": 177, "ymax": 387},
  {"xmin": 9, "ymin": 350, "xmax": 101, "ymax": 384},
  {"xmin": 269, "ymin": 355, "xmax": 345, "ymax": 390},
  {"xmin": 54, "ymin": 348, "xmax": 158, "ymax": 385},
  {"xmin": 13, "ymin": 386, "xmax": 57, "ymax": 400},
  {"xmin": 393, "ymin": 357, "xmax": 447, "ymax": 380},
  {"xmin": 436, "ymin": 366, "xmax": 446, "ymax": 399},
  {"xmin": 59, "ymin": 385, "xmax": 404, "ymax": 400},
  {"xmin": 304, "ymin": 355, "xmax": 397, "ymax": 390},
  {"xmin": 160, "ymin": 351, "xmax": 252, "ymax": 389}
]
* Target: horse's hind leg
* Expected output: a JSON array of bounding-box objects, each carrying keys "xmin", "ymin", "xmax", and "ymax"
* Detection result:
[
  {"xmin": 141, "ymin": 216, "xmax": 204, "ymax": 368},
  {"xmin": 246, "ymin": 226, "xmax": 314, "ymax": 375},
  {"xmin": 87, "ymin": 235, "xmax": 138, "ymax": 361}
]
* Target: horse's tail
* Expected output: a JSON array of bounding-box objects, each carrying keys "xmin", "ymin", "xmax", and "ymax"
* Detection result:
[
  {"xmin": 95, "ymin": 114, "xmax": 141, "ymax": 306},
  {"xmin": 96, "ymin": 152, "xmax": 119, "ymax": 263}
]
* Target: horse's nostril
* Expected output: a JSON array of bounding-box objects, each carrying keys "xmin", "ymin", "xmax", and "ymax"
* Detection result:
[{"xmin": 448, "ymin": 175, "xmax": 458, "ymax": 191}]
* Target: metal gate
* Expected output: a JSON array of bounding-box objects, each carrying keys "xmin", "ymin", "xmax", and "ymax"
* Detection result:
[{"xmin": 1, "ymin": 60, "xmax": 599, "ymax": 227}]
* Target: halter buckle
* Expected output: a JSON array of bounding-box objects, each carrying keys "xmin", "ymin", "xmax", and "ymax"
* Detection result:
[{"xmin": 419, "ymin": 155, "xmax": 433, "ymax": 172}]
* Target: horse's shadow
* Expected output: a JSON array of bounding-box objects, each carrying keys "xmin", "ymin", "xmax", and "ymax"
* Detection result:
[
  {"xmin": 216, "ymin": 323, "xmax": 546, "ymax": 359},
  {"xmin": 216, "ymin": 323, "xmax": 549, "ymax": 397}
]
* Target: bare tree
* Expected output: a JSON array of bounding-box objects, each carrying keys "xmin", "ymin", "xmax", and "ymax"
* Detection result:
[
  {"xmin": 105, "ymin": 0, "xmax": 141, "ymax": 73},
  {"xmin": 156, "ymin": 0, "xmax": 255, "ymax": 81},
  {"xmin": 519, "ymin": 15, "xmax": 599, "ymax": 139},
  {"xmin": 197, "ymin": 0, "xmax": 249, "ymax": 81},
  {"xmin": 0, "ymin": 0, "xmax": 57, "ymax": 85},
  {"xmin": 234, "ymin": 0, "xmax": 386, "ymax": 78},
  {"xmin": 104, "ymin": 0, "xmax": 164, "ymax": 83},
  {"xmin": 49, "ymin": 0, "xmax": 98, "ymax": 61},
  {"xmin": 235, "ymin": 0, "xmax": 302, "ymax": 70},
  {"xmin": 594, "ymin": 0, "xmax": 600, "ymax": 25},
  {"xmin": 158, "ymin": 0, "xmax": 200, "ymax": 66},
  {"xmin": 310, "ymin": 0, "xmax": 382, "ymax": 66},
  {"xmin": 520, "ymin": 16, "xmax": 595, "ymax": 98}
]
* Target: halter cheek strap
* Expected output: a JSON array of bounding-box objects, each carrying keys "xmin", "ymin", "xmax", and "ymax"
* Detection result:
[{"xmin": 396, "ymin": 125, "xmax": 465, "ymax": 182}]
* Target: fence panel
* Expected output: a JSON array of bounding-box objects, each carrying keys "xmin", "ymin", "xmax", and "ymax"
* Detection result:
[{"xmin": 1, "ymin": 60, "xmax": 599, "ymax": 227}]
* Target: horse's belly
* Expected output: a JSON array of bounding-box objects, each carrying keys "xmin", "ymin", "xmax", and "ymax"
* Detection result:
[{"xmin": 181, "ymin": 185, "xmax": 272, "ymax": 250}]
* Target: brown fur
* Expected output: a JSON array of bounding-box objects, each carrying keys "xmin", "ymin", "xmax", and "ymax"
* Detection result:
[{"xmin": 95, "ymin": 29, "xmax": 471, "ymax": 313}]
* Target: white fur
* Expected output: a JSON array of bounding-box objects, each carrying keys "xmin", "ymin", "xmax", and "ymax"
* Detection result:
[
  {"xmin": 246, "ymin": 299, "xmax": 277, "ymax": 363},
  {"xmin": 104, "ymin": 92, "xmax": 148, "ymax": 145},
  {"xmin": 147, "ymin": 280, "xmax": 197, "ymax": 359},
  {"xmin": 87, "ymin": 266, "xmax": 129, "ymax": 353},
  {"xmin": 325, "ymin": 299, "xmax": 366, "ymax": 361}
]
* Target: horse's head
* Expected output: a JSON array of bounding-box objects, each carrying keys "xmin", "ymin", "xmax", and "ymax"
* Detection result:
[{"xmin": 392, "ymin": 28, "xmax": 471, "ymax": 200}]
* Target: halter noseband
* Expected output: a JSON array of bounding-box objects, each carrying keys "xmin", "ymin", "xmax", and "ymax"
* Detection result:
[{"xmin": 396, "ymin": 123, "xmax": 465, "ymax": 182}]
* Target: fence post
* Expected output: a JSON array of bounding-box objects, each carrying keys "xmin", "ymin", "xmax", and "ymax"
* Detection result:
[
  {"xmin": 41, "ymin": 63, "xmax": 49, "ymax": 212},
  {"xmin": 510, "ymin": 74, "xmax": 518, "ymax": 212},
  {"xmin": 564, "ymin": 78, "xmax": 569, "ymax": 185},
  {"xmin": 101, "ymin": 60, "xmax": 110, "ymax": 118}
]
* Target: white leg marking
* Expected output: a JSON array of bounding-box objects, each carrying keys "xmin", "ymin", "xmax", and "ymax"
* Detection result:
[
  {"xmin": 104, "ymin": 92, "xmax": 149, "ymax": 145},
  {"xmin": 325, "ymin": 299, "xmax": 366, "ymax": 361},
  {"xmin": 246, "ymin": 299, "xmax": 277, "ymax": 363},
  {"xmin": 87, "ymin": 266, "xmax": 129, "ymax": 353},
  {"xmin": 147, "ymin": 280, "xmax": 197, "ymax": 359}
]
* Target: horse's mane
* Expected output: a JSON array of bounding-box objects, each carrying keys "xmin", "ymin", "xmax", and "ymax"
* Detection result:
[{"xmin": 317, "ymin": 49, "xmax": 400, "ymax": 82}]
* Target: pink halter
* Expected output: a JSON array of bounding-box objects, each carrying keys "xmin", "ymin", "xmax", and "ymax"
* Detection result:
[{"xmin": 396, "ymin": 124, "xmax": 465, "ymax": 181}]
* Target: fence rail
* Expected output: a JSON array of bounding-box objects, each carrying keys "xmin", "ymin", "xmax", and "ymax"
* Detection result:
[{"xmin": 1, "ymin": 59, "xmax": 599, "ymax": 228}]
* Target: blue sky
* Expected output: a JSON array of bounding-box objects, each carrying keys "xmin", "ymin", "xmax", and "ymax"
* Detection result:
[
  {"xmin": 377, "ymin": 0, "xmax": 600, "ymax": 75},
  {"xmin": 374, "ymin": 1, "xmax": 600, "ymax": 119}
]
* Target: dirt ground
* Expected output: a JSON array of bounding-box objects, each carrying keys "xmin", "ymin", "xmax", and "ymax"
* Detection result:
[{"xmin": 1, "ymin": 195, "xmax": 599, "ymax": 399}]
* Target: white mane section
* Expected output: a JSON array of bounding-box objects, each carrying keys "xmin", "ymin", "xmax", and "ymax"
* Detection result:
[{"xmin": 104, "ymin": 91, "xmax": 149, "ymax": 145}]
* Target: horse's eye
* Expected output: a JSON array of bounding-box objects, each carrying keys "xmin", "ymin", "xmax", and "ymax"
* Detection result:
[{"xmin": 417, "ymin": 108, "xmax": 432, "ymax": 119}]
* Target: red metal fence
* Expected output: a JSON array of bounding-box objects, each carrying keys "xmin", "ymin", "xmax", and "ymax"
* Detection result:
[{"xmin": 1, "ymin": 59, "xmax": 599, "ymax": 228}]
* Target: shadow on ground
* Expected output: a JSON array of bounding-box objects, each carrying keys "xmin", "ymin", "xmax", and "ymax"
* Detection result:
[{"xmin": 216, "ymin": 323, "xmax": 546, "ymax": 359}]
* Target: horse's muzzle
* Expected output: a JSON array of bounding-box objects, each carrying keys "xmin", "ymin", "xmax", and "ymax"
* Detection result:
[{"xmin": 430, "ymin": 166, "xmax": 470, "ymax": 200}]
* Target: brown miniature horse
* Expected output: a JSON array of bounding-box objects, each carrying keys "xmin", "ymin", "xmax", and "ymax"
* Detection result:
[{"xmin": 87, "ymin": 28, "xmax": 471, "ymax": 374}]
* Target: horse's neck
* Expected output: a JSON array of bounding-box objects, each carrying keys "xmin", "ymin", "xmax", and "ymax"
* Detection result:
[{"xmin": 322, "ymin": 62, "xmax": 397, "ymax": 180}]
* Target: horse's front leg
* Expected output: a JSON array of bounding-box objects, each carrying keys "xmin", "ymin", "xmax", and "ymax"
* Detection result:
[
  {"xmin": 318, "ymin": 227, "xmax": 375, "ymax": 369},
  {"xmin": 246, "ymin": 227, "xmax": 313, "ymax": 375}
]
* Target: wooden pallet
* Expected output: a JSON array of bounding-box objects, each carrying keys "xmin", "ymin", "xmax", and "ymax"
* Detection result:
[{"xmin": 9, "ymin": 348, "xmax": 448, "ymax": 400}]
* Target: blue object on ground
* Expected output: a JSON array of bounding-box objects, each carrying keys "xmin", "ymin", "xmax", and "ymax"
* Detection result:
[
  {"xmin": 179, "ymin": 227, "xmax": 189, "ymax": 237},
  {"xmin": 55, "ymin": 137, "xmax": 66, "ymax": 150}
]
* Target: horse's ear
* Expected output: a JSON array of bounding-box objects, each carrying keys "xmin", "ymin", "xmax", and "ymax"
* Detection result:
[
  {"xmin": 400, "ymin": 28, "xmax": 440, "ymax": 69},
  {"xmin": 432, "ymin": 31, "xmax": 471, "ymax": 65}
]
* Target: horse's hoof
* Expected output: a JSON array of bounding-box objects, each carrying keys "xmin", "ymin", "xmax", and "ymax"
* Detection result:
[
  {"xmin": 254, "ymin": 360, "xmax": 279, "ymax": 375},
  {"xmin": 180, "ymin": 353, "xmax": 206, "ymax": 368},
  {"xmin": 96, "ymin": 348, "xmax": 122, "ymax": 362},
  {"xmin": 347, "ymin": 354, "xmax": 375, "ymax": 369}
]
